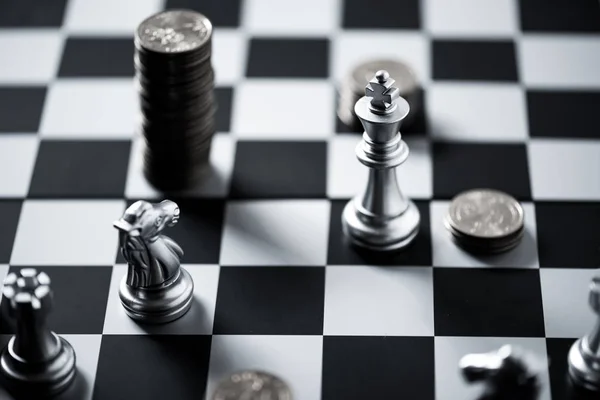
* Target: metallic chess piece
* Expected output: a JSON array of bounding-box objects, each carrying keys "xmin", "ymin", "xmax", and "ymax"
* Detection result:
[
  {"xmin": 0, "ymin": 269, "xmax": 76, "ymax": 397},
  {"xmin": 568, "ymin": 275, "xmax": 600, "ymax": 391},
  {"xmin": 459, "ymin": 345, "xmax": 542, "ymax": 400},
  {"xmin": 342, "ymin": 70, "xmax": 420, "ymax": 251},
  {"xmin": 114, "ymin": 199, "xmax": 194, "ymax": 324}
]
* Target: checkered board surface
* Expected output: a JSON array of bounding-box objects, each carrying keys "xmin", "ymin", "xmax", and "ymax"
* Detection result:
[{"xmin": 0, "ymin": 0, "xmax": 599, "ymax": 399}]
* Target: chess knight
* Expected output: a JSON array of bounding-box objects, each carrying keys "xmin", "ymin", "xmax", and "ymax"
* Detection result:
[{"xmin": 113, "ymin": 200, "xmax": 194, "ymax": 324}]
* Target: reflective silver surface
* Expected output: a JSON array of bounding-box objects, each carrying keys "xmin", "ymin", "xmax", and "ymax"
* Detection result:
[
  {"xmin": 212, "ymin": 370, "xmax": 293, "ymax": 400},
  {"xmin": 342, "ymin": 70, "xmax": 420, "ymax": 251},
  {"xmin": 568, "ymin": 275, "xmax": 600, "ymax": 391},
  {"xmin": 136, "ymin": 9, "xmax": 212, "ymax": 53},
  {"xmin": 0, "ymin": 269, "xmax": 76, "ymax": 397},
  {"xmin": 114, "ymin": 200, "xmax": 194, "ymax": 324},
  {"xmin": 447, "ymin": 189, "xmax": 524, "ymax": 239}
]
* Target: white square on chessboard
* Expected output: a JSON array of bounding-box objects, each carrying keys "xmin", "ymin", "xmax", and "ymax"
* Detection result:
[
  {"xmin": 430, "ymin": 201, "xmax": 539, "ymax": 268},
  {"xmin": 427, "ymin": 83, "xmax": 528, "ymax": 142},
  {"xmin": 207, "ymin": 335, "xmax": 323, "ymax": 400},
  {"xmin": 212, "ymin": 30, "xmax": 248, "ymax": 85},
  {"xmin": 103, "ymin": 264, "xmax": 220, "ymax": 335},
  {"xmin": 62, "ymin": 334, "xmax": 102, "ymax": 400},
  {"xmin": 244, "ymin": 0, "xmax": 339, "ymax": 35},
  {"xmin": 424, "ymin": 0, "xmax": 517, "ymax": 37},
  {"xmin": 0, "ymin": 31, "xmax": 63, "ymax": 84},
  {"xmin": 435, "ymin": 337, "xmax": 551, "ymax": 400},
  {"xmin": 64, "ymin": 0, "xmax": 165, "ymax": 34},
  {"xmin": 324, "ymin": 266, "xmax": 434, "ymax": 336},
  {"xmin": 125, "ymin": 134, "xmax": 235, "ymax": 199},
  {"xmin": 528, "ymin": 139, "xmax": 600, "ymax": 201},
  {"xmin": 540, "ymin": 268, "xmax": 599, "ymax": 339},
  {"xmin": 0, "ymin": 334, "xmax": 102, "ymax": 400},
  {"xmin": 0, "ymin": 135, "xmax": 39, "ymax": 197},
  {"xmin": 232, "ymin": 80, "xmax": 334, "ymax": 139},
  {"xmin": 219, "ymin": 200, "xmax": 330, "ymax": 266},
  {"xmin": 332, "ymin": 32, "xmax": 430, "ymax": 85},
  {"xmin": 519, "ymin": 36, "xmax": 600, "ymax": 89},
  {"xmin": 40, "ymin": 79, "xmax": 137, "ymax": 139},
  {"xmin": 10, "ymin": 200, "xmax": 125, "ymax": 266},
  {"xmin": 327, "ymin": 135, "xmax": 432, "ymax": 199}
]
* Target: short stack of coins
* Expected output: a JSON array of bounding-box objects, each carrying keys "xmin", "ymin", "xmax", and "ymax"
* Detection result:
[
  {"xmin": 134, "ymin": 9, "xmax": 215, "ymax": 192},
  {"xmin": 337, "ymin": 59, "xmax": 421, "ymax": 132},
  {"xmin": 444, "ymin": 189, "xmax": 525, "ymax": 254}
]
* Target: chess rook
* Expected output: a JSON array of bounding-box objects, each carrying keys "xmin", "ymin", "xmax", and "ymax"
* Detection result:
[
  {"xmin": 342, "ymin": 70, "xmax": 420, "ymax": 251},
  {"xmin": 114, "ymin": 200, "xmax": 194, "ymax": 324},
  {"xmin": 568, "ymin": 275, "xmax": 600, "ymax": 391},
  {"xmin": 0, "ymin": 269, "xmax": 76, "ymax": 397}
]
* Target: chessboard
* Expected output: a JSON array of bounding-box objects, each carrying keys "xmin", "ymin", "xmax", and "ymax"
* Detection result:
[{"xmin": 0, "ymin": 0, "xmax": 599, "ymax": 399}]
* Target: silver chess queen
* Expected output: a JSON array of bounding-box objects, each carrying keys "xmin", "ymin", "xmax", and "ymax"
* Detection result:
[{"xmin": 113, "ymin": 200, "xmax": 194, "ymax": 324}]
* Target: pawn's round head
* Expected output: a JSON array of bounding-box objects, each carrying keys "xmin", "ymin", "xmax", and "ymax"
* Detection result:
[{"xmin": 2, "ymin": 268, "xmax": 53, "ymax": 318}]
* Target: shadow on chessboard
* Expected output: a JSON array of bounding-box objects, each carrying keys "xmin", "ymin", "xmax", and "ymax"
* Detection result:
[{"xmin": 0, "ymin": 365, "xmax": 89, "ymax": 400}]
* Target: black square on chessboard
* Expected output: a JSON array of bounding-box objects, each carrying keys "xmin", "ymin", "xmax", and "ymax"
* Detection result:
[
  {"xmin": 433, "ymin": 143, "xmax": 532, "ymax": 200},
  {"xmin": 93, "ymin": 335, "xmax": 212, "ymax": 400},
  {"xmin": 519, "ymin": 0, "xmax": 600, "ymax": 33},
  {"xmin": 58, "ymin": 38, "xmax": 134, "ymax": 77},
  {"xmin": 0, "ymin": 266, "xmax": 112, "ymax": 335},
  {"xmin": 0, "ymin": 200, "xmax": 22, "ymax": 264},
  {"xmin": 0, "ymin": 87, "xmax": 46, "ymax": 132},
  {"xmin": 327, "ymin": 200, "xmax": 432, "ymax": 266},
  {"xmin": 28, "ymin": 140, "xmax": 131, "ymax": 198},
  {"xmin": 546, "ymin": 338, "xmax": 598, "ymax": 399},
  {"xmin": 0, "ymin": 0, "xmax": 66, "ymax": 27},
  {"xmin": 117, "ymin": 199, "xmax": 225, "ymax": 264},
  {"xmin": 165, "ymin": 0, "xmax": 241, "ymax": 27},
  {"xmin": 230, "ymin": 141, "xmax": 327, "ymax": 198},
  {"xmin": 213, "ymin": 267, "xmax": 325, "ymax": 335},
  {"xmin": 322, "ymin": 336, "xmax": 434, "ymax": 400},
  {"xmin": 546, "ymin": 338, "xmax": 578, "ymax": 400},
  {"xmin": 536, "ymin": 202, "xmax": 600, "ymax": 269},
  {"xmin": 215, "ymin": 87, "xmax": 233, "ymax": 132},
  {"xmin": 246, "ymin": 38, "xmax": 329, "ymax": 78},
  {"xmin": 342, "ymin": 0, "xmax": 421, "ymax": 29},
  {"xmin": 527, "ymin": 90, "xmax": 600, "ymax": 139},
  {"xmin": 432, "ymin": 40, "xmax": 518, "ymax": 82},
  {"xmin": 433, "ymin": 268, "xmax": 545, "ymax": 337}
]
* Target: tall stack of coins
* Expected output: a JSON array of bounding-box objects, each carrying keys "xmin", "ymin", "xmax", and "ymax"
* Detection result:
[
  {"xmin": 338, "ymin": 59, "xmax": 421, "ymax": 132},
  {"xmin": 135, "ymin": 9, "xmax": 215, "ymax": 192},
  {"xmin": 444, "ymin": 189, "xmax": 525, "ymax": 254}
]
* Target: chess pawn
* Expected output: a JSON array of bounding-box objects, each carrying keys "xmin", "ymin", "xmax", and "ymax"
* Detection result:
[
  {"xmin": 459, "ymin": 345, "xmax": 542, "ymax": 400},
  {"xmin": 0, "ymin": 269, "xmax": 76, "ymax": 397},
  {"xmin": 114, "ymin": 199, "xmax": 194, "ymax": 324},
  {"xmin": 342, "ymin": 70, "xmax": 420, "ymax": 251},
  {"xmin": 568, "ymin": 275, "xmax": 600, "ymax": 391}
]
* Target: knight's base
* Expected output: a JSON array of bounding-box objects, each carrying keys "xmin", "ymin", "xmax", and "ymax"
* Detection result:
[
  {"xmin": 119, "ymin": 268, "xmax": 194, "ymax": 324},
  {"xmin": 0, "ymin": 334, "xmax": 76, "ymax": 397},
  {"xmin": 341, "ymin": 198, "xmax": 420, "ymax": 252}
]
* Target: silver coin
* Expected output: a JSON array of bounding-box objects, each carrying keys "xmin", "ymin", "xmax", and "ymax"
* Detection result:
[
  {"xmin": 136, "ymin": 10, "xmax": 212, "ymax": 54},
  {"xmin": 349, "ymin": 59, "xmax": 419, "ymax": 95},
  {"xmin": 212, "ymin": 371, "xmax": 293, "ymax": 400},
  {"xmin": 446, "ymin": 189, "xmax": 524, "ymax": 239}
]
